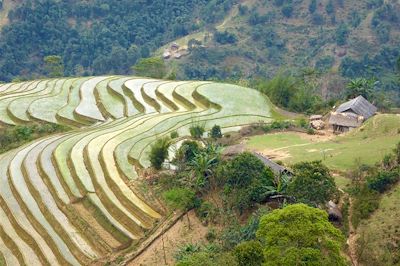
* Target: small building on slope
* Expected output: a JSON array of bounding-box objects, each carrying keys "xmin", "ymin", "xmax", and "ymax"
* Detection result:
[
  {"xmin": 253, "ymin": 152, "xmax": 293, "ymax": 177},
  {"xmin": 329, "ymin": 95, "xmax": 377, "ymax": 133}
]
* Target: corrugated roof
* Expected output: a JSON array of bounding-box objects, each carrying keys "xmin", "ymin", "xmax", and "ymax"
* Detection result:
[
  {"xmin": 336, "ymin": 96, "xmax": 377, "ymax": 119},
  {"xmin": 328, "ymin": 112, "xmax": 363, "ymax": 127}
]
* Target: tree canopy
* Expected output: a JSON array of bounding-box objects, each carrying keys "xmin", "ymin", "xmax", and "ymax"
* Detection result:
[
  {"xmin": 132, "ymin": 57, "xmax": 167, "ymax": 79},
  {"xmin": 287, "ymin": 161, "xmax": 337, "ymax": 206},
  {"xmin": 256, "ymin": 204, "xmax": 347, "ymax": 266},
  {"xmin": 219, "ymin": 152, "xmax": 274, "ymax": 212}
]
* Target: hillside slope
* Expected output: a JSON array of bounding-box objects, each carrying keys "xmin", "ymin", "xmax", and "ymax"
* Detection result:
[
  {"xmin": 0, "ymin": 76, "xmax": 273, "ymax": 265},
  {"xmin": 167, "ymin": 0, "xmax": 400, "ymax": 93},
  {"xmin": 0, "ymin": 0, "xmax": 399, "ymax": 94},
  {"xmin": 246, "ymin": 114, "xmax": 400, "ymax": 171}
]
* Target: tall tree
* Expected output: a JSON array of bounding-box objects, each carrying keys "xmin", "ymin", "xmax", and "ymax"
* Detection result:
[
  {"xmin": 287, "ymin": 161, "xmax": 337, "ymax": 206},
  {"xmin": 44, "ymin": 55, "xmax": 64, "ymax": 77},
  {"xmin": 346, "ymin": 78, "xmax": 377, "ymax": 100},
  {"xmin": 257, "ymin": 204, "xmax": 347, "ymax": 266}
]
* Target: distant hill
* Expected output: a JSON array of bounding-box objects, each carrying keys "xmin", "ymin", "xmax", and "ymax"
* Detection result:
[
  {"xmin": 0, "ymin": 0, "xmax": 399, "ymax": 97},
  {"xmin": 169, "ymin": 0, "xmax": 400, "ymax": 92},
  {"xmin": 0, "ymin": 0, "xmax": 235, "ymax": 81}
]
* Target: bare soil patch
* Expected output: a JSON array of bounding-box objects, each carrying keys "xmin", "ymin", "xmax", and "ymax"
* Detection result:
[{"xmin": 129, "ymin": 210, "xmax": 208, "ymax": 266}]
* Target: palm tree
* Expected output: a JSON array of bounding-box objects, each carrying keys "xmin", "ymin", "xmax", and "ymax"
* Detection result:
[
  {"xmin": 346, "ymin": 78, "xmax": 378, "ymax": 100},
  {"xmin": 190, "ymin": 151, "xmax": 219, "ymax": 190},
  {"xmin": 265, "ymin": 174, "xmax": 291, "ymax": 197},
  {"xmin": 188, "ymin": 143, "xmax": 221, "ymax": 191}
]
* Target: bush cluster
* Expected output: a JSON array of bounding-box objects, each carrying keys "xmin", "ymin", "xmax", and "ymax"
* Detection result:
[{"xmin": 0, "ymin": 123, "xmax": 70, "ymax": 153}]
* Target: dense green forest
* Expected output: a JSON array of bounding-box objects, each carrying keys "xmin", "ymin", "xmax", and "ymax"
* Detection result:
[
  {"xmin": 0, "ymin": 0, "xmax": 399, "ymax": 104},
  {"xmin": 0, "ymin": 0, "xmax": 234, "ymax": 81}
]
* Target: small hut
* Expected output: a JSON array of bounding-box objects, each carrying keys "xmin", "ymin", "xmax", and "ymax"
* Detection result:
[
  {"xmin": 253, "ymin": 152, "xmax": 293, "ymax": 176},
  {"xmin": 329, "ymin": 95, "xmax": 377, "ymax": 133},
  {"xmin": 171, "ymin": 42, "xmax": 180, "ymax": 51},
  {"xmin": 174, "ymin": 52, "xmax": 182, "ymax": 59},
  {"xmin": 163, "ymin": 50, "xmax": 171, "ymax": 59},
  {"xmin": 329, "ymin": 112, "xmax": 363, "ymax": 132}
]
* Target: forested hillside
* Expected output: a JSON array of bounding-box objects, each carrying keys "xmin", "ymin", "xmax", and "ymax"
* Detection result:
[
  {"xmin": 0, "ymin": 0, "xmax": 399, "ymax": 100},
  {"xmin": 176, "ymin": 0, "xmax": 400, "ymax": 92},
  {"xmin": 0, "ymin": 0, "xmax": 234, "ymax": 80}
]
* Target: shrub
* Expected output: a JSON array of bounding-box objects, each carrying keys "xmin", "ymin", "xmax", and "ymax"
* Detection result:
[
  {"xmin": 234, "ymin": 240, "xmax": 264, "ymax": 266},
  {"xmin": 307, "ymin": 127, "xmax": 315, "ymax": 135},
  {"xmin": 132, "ymin": 57, "xmax": 166, "ymax": 79},
  {"xmin": 170, "ymin": 130, "xmax": 179, "ymax": 139},
  {"xmin": 163, "ymin": 188, "xmax": 197, "ymax": 211},
  {"xmin": 15, "ymin": 126, "xmax": 33, "ymax": 141},
  {"xmin": 149, "ymin": 137, "xmax": 171, "ymax": 170},
  {"xmin": 189, "ymin": 124, "xmax": 205, "ymax": 139},
  {"xmin": 367, "ymin": 170, "xmax": 399, "ymax": 193},
  {"xmin": 288, "ymin": 161, "xmax": 337, "ymax": 206},
  {"xmin": 351, "ymin": 186, "xmax": 380, "ymax": 228},
  {"xmin": 297, "ymin": 118, "xmax": 308, "ymax": 128},
  {"xmin": 0, "ymin": 123, "xmax": 70, "ymax": 154},
  {"xmin": 175, "ymin": 243, "xmax": 201, "ymax": 261},
  {"xmin": 312, "ymin": 13, "xmax": 324, "ymax": 25},
  {"xmin": 210, "ymin": 124, "xmax": 222, "ymax": 139},
  {"xmin": 219, "ymin": 152, "xmax": 274, "ymax": 213},
  {"xmin": 269, "ymin": 120, "xmax": 292, "ymax": 130},
  {"xmin": 205, "ymin": 228, "xmax": 217, "ymax": 242},
  {"xmin": 175, "ymin": 140, "xmax": 201, "ymax": 165},
  {"xmin": 196, "ymin": 201, "xmax": 217, "ymax": 224},
  {"xmin": 214, "ymin": 31, "xmax": 237, "ymax": 44},
  {"xmin": 281, "ymin": 4, "xmax": 293, "ymax": 17}
]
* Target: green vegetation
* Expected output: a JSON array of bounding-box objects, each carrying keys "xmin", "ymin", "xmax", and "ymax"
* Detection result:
[
  {"xmin": 163, "ymin": 188, "xmax": 197, "ymax": 211},
  {"xmin": 209, "ymin": 124, "xmax": 222, "ymax": 139},
  {"xmin": 44, "ymin": 55, "xmax": 64, "ymax": 78},
  {"xmin": 0, "ymin": 123, "xmax": 70, "ymax": 153},
  {"xmin": 218, "ymin": 152, "xmax": 274, "ymax": 213},
  {"xmin": 189, "ymin": 123, "xmax": 205, "ymax": 139},
  {"xmin": 247, "ymin": 114, "xmax": 400, "ymax": 171},
  {"xmin": 350, "ymin": 141, "xmax": 400, "ymax": 229},
  {"xmin": 0, "ymin": 0, "xmax": 235, "ymax": 81},
  {"xmin": 253, "ymin": 72, "xmax": 328, "ymax": 114},
  {"xmin": 356, "ymin": 183, "xmax": 400, "ymax": 265},
  {"xmin": 257, "ymin": 204, "xmax": 347, "ymax": 266},
  {"xmin": 233, "ymin": 240, "xmax": 264, "ymax": 266},
  {"xmin": 288, "ymin": 161, "xmax": 337, "ymax": 206},
  {"xmin": 149, "ymin": 137, "xmax": 171, "ymax": 170},
  {"xmin": 132, "ymin": 57, "xmax": 167, "ymax": 79}
]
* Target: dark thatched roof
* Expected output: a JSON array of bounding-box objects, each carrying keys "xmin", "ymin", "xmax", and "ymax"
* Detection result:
[
  {"xmin": 328, "ymin": 112, "xmax": 363, "ymax": 128},
  {"xmin": 336, "ymin": 96, "xmax": 377, "ymax": 119},
  {"xmin": 253, "ymin": 152, "xmax": 292, "ymax": 176}
]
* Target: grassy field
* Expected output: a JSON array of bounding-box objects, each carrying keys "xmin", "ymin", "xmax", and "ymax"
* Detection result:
[{"xmin": 246, "ymin": 114, "xmax": 400, "ymax": 172}]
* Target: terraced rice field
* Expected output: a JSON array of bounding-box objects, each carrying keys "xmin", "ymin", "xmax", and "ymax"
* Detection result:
[{"xmin": 0, "ymin": 76, "xmax": 272, "ymax": 265}]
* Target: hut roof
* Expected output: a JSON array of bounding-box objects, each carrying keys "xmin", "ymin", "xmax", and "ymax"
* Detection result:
[
  {"xmin": 328, "ymin": 112, "xmax": 363, "ymax": 128},
  {"xmin": 222, "ymin": 144, "xmax": 245, "ymax": 157},
  {"xmin": 163, "ymin": 51, "xmax": 171, "ymax": 59},
  {"xmin": 310, "ymin": 115, "xmax": 323, "ymax": 121},
  {"xmin": 336, "ymin": 96, "xmax": 377, "ymax": 119},
  {"xmin": 253, "ymin": 152, "xmax": 292, "ymax": 176}
]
